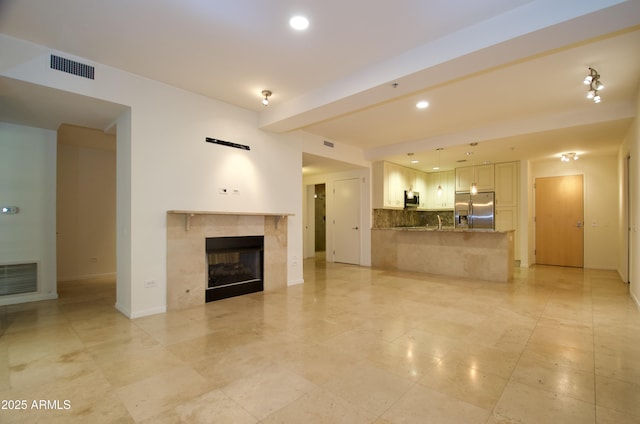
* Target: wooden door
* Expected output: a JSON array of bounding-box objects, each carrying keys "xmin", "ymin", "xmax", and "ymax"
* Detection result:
[{"xmin": 535, "ymin": 175, "xmax": 584, "ymax": 267}]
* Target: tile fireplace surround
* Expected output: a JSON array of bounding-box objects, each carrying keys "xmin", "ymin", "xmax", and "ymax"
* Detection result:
[{"xmin": 166, "ymin": 211, "xmax": 290, "ymax": 310}]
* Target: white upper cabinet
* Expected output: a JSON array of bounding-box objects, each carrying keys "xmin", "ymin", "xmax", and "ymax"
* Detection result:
[
  {"xmin": 413, "ymin": 171, "xmax": 429, "ymax": 209},
  {"xmin": 373, "ymin": 161, "xmax": 409, "ymax": 209},
  {"xmin": 455, "ymin": 164, "xmax": 494, "ymax": 192},
  {"xmin": 373, "ymin": 162, "xmax": 458, "ymax": 211},
  {"xmin": 425, "ymin": 170, "xmax": 455, "ymax": 210},
  {"xmin": 495, "ymin": 161, "xmax": 518, "ymax": 207}
]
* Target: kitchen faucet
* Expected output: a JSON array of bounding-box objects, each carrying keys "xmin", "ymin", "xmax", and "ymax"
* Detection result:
[{"xmin": 437, "ymin": 214, "xmax": 442, "ymax": 230}]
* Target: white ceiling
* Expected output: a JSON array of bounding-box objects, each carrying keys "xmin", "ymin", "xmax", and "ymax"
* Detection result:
[{"xmin": 1, "ymin": 1, "xmax": 639, "ymax": 174}]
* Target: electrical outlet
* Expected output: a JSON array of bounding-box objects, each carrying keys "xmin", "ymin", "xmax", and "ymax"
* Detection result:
[
  {"xmin": 144, "ymin": 280, "xmax": 157, "ymax": 288},
  {"xmin": 232, "ymin": 188, "xmax": 240, "ymax": 195}
]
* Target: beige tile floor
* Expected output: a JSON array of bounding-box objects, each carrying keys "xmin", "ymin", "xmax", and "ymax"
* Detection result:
[{"xmin": 1, "ymin": 257, "xmax": 639, "ymax": 423}]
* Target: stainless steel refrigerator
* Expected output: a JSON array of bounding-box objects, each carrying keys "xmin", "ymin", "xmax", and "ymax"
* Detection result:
[{"xmin": 454, "ymin": 192, "xmax": 495, "ymax": 229}]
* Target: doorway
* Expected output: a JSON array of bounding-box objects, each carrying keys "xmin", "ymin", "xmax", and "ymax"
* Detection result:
[
  {"xmin": 535, "ymin": 174, "xmax": 584, "ymax": 267},
  {"xmin": 314, "ymin": 184, "xmax": 326, "ymax": 253},
  {"xmin": 56, "ymin": 125, "xmax": 117, "ymax": 283}
]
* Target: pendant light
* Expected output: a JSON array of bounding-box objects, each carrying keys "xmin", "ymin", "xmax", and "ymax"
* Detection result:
[
  {"xmin": 406, "ymin": 153, "xmax": 415, "ymax": 199},
  {"xmin": 435, "ymin": 148, "xmax": 443, "ymax": 196},
  {"xmin": 469, "ymin": 142, "xmax": 478, "ymax": 194}
]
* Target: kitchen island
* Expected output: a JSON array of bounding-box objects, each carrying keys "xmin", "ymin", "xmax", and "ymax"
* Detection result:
[{"xmin": 371, "ymin": 227, "xmax": 515, "ymax": 282}]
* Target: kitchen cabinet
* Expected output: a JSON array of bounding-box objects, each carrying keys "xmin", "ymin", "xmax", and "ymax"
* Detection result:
[
  {"xmin": 455, "ymin": 164, "xmax": 494, "ymax": 192},
  {"xmin": 413, "ymin": 171, "xmax": 429, "ymax": 209},
  {"xmin": 373, "ymin": 161, "xmax": 457, "ymax": 211},
  {"xmin": 495, "ymin": 161, "xmax": 518, "ymax": 207},
  {"xmin": 425, "ymin": 170, "xmax": 455, "ymax": 210},
  {"xmin": 373, "ymin": 161, "xmax": 409, "ymax": 209},
  {"xmin": 494, "ymin": 161, "xmax": 519, "ymax": 260},
  {"xmin": 495, "ymin": 207, "xmax": 517, "ymax": 231}
]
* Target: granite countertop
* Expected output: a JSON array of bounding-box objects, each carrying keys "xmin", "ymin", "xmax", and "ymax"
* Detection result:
[{"xmin": 373, "ymin": 226, "xmax": 513, "ymax": 233}]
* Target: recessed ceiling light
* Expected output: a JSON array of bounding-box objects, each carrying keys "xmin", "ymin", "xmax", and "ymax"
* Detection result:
[
  {"xmin": 416, "ymin": 100, "xmax": 429, "ymax": 109},
  {"xmin": 289, "ymin": 16, "xmax": 309, "ymax": 30}
]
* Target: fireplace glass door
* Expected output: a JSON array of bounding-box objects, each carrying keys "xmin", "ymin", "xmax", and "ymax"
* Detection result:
[{"xmin": 205, "ymin": 236, "xmax": 264, "ymax": 302}]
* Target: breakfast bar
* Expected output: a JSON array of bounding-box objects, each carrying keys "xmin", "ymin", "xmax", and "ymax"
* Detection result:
[{"xmin": 371, "ymin": 227, "xmax": 515, "ymax": 282}]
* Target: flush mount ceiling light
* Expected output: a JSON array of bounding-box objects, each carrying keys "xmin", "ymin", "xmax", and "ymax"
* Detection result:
[
  {"xmin": 289, "ymin": 15, "xmax": 309, "ymax": 30},
  {"xmin": 416, "ymin": 100, "xmax": 429, "ymax": 109},
  {"xmin": 584, "ymin": 67, "xmax": 604, "ymax": 104},
  {"xmin": 408, "ymin": 152, "xmax": 419, "ymax": 164},
  {"xmin": 261, "ymin": 90, "xmax": 272, "ymax": 106},
  {"xmin": 561, "ymin": 152, "xmax": 579, "ymax": 162}
]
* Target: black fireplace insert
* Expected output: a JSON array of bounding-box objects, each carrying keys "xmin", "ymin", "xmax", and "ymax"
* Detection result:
[{"xmin": 205, "ymin": 235, "xmax": 264, "ymax": 302}]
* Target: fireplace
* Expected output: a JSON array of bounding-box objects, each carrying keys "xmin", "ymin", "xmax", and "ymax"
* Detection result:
[
  {"xmin": 205, "ymin": 235, "xmax": 264, "ymax": 302},
  {"xmin": 167, "ymin": 211, "xmax": 289, "ymax": 311}
]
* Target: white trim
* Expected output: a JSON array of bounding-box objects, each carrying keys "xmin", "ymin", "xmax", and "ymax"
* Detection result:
[
  {"xmin": 129, "ymin": 306, "xmax": 167, "ymax": 319},
  {"xmin": 0, "ymin": 292, "xmax": 57, "ymax": 306},
  {"xmin": 631, "ymin": 289, "xmax": 640, "ymax": 312},
  {"xmin": 57, "ymin": 272, "xmax": 117, "ymax": 282},
  {"xmin": 115, "ymin": 301, "xmax": 131, "ymax": 318},
  {"xmin": 288, "ymin": 278, "xmax": 304, "ymax": 286}
]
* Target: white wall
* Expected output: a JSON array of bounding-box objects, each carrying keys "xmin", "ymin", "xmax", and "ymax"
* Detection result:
[
  {"xmin": 621, "ymin": 87, "xmax": 639, "ymax": 308},
  {"xmin": 531, "ymin": 154, "xmax": 619, "ymax": 270},
  {"xmin": 1, "ymin": 34, "xmax": 304, "ymax": 317},
  {"xmin": 0, "ymin": 123, "xmax": 57, "ymax": 305},
  {"xmin": 57, "ymin": 125, "xmax": 116, "ymax": 281}
]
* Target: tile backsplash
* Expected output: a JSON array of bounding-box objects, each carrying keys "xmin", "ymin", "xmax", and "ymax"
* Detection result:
[{"xmin": 373, "ymin": 209, "xmax": 454, "ymax": 228}]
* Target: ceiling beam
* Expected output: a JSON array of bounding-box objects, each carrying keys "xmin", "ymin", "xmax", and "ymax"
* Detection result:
[{"xmin": 257, "ymin": 0, "xmax": 639, "ymax": 134}]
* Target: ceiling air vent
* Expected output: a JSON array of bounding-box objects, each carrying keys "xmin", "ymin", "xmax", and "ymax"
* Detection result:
[{"xmin": 50, "ymin": 55, "xmax": 95, "ymax": 80}]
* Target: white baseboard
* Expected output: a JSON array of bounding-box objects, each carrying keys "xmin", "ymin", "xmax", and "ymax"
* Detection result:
[
  {"xmin": 114, "ymin": 302, "xmax": 131, "ymax": 318},
  {"xmin": 115, "ymin": 302, "xmax": 166, "ymax": 319},
  {"xmin": 0, "ymin": 292, "xmax": 58, "ymax": 306},
  {"xmin": 288, "ymin": 278, "xmax": 304, "ymax": 286},
  {"xmin": 58, "ymin": 272, "xmax": 117, "ymax": 282},
  {"xmin": 129, "ymin": 306, "xmax": 167, "ymax": 319},
  {"xmin": 631, "ymin": 288, "xmax": 640, "ymax": 311}
]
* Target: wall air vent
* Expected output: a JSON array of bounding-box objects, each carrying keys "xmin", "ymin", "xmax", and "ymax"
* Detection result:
[
  {"xmin": 1, "ymin": 263, "xmax": 37, "ymax": 296},
  {"xmin": 50, "ymin": 55, "xmax": 95, "ymax": 80}
]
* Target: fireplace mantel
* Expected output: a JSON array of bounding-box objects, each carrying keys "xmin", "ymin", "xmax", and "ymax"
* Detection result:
[{"xmin": 168, "ymin": 210, "xmax": 293, "ymax": 231}]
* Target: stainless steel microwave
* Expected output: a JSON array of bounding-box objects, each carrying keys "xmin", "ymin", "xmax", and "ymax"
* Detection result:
[{"xmin": 404, "ymin": 190, "xmax": 420, "ymax": 208}]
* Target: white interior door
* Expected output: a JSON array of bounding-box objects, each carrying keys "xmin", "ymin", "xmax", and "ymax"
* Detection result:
[{"xmin": 333, "ymin": 178, "xmax": 360, "ymax": 264}]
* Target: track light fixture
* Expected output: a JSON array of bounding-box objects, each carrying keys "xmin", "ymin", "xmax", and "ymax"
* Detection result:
[
  {"xmin": 261, "ymin": 90, "xmax": 272, "ymax": 106},
  {"xmin": 583, "ymin": 68, "xmax": 603, "ymax": 104}
]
